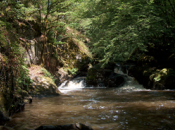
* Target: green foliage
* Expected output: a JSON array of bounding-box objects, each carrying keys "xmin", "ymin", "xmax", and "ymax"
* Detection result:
[
  {"xmin": 41, "ymin": 68, "xmax": 55, "ymax": 82},
  {"xmin": 54, "ymin": 40, "xmax": 66, "ymax": 45},
  {"xmin": 68, "ymin": 68, "xmax": 78, "ymax": 75},
  {"xmin": 70, "ymin": 0, "xmax": 175, "ymax": 67},
  {"xmin": 153, "ymin": 74, "xmax": 161, "ymax": 82},
  {"xmin": 17, "ymin": 65, "xmax": 33, "ymax": 87},
  {"xmin": 0, "ymin": 0, "xmax": 82, "ymax": 114},
  {"xmin": 149, "ymin": 68, "xmax": 167, "ymax": 82}
]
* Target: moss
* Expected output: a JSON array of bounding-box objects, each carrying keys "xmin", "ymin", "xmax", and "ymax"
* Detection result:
[
  {"xmin": 134, "ymin": 65, "xmax": 175, "ymax": 89},
  {"xmin": 149, "ymin": 68, "xmax": 167, "ymax": 82},
  {"xmin": 56, "ymin": 36, "xmax": 90, "ymax": 76},
  {"xmin": 71, "ymin": 38, "xmax": 92, "ymax": 58},
  {"xmin": 32, "ymin": 75, "xmax": 60, "ymax": 95}
]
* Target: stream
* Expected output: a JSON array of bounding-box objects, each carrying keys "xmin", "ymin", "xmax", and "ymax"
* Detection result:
[{"xmin": 6, "ymin": 76, "xmax": 175, "ymax": 130}]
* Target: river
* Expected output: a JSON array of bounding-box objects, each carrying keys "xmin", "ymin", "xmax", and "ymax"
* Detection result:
[{"xmin": 6, "ymin": 77, "xmax": 175, "ymax": 130}]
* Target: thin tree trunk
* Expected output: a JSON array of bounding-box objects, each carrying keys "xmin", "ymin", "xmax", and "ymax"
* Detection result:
[{"xmin": 41, "ymin": 0, "xmax": 50, "ymax": 64}]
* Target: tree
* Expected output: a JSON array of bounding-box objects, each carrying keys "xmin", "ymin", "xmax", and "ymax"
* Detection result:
[
  {"xmin": 71, "ymin": 0, "xmax": 175, "ymax": 67},
  {"xmin": 0, "ymin": 0, "xmax": 76, "ymax": 114},
  {"xmin": 18, "ymin": 0, "xmax": 75, "ymax": 65}
]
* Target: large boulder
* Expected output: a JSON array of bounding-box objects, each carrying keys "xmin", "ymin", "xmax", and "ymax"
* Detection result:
[
  {"xmin": 28, "ymin": 65, "xmax": 61, "ymax": 96},
  {"xmin": 86, "ymin": 64, "xmax": 126, "ymax": 87},
  {"xmin": 107, "ymin": 73, "xmax": 126, "ymax": 87},
  {"xmin": 35, "ymin": 123, "xmax": 93, "ymax": 130}
]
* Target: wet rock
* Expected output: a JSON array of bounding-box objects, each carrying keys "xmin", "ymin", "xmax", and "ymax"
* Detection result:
[
  {"xmin": 107, "ymin": 73, "xmax": 126, "ymax": 87},
  {"xmin": 0, "ymin": 111, "xmax": 10, "ymax": 125},
  {"xmin": 86, "ymin": 64, "xmax": 126, "ymax": 87},
  {"xmin": 35, "ymin": 123, "xmax": 93, "ymax": 130},
  {"xmin": 24, "ymin": 96, "xmax": 33, "ymax": 104},
  {"xmin": 86, "ymin": 67, "xmax": 99, "ymax": 86},
  {"xmin": 13, "ymin": 102, "xmax": 25, "ymax": 113}
]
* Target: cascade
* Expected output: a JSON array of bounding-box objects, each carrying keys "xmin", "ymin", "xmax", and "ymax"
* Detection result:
[
  {"xmin": 58, "ymin": 77, "xmax": 106, "ymax": 93},
  {"xmin": 58, "ymin": 64, "xmax": 146, "ymax": 93},
  {"xmin": 114, "ymin": 64, "xmax": 146, "ymax": 91},
  {"xmin": 58, "ymin": 77, "xmax": 87, "ymax": 93}
]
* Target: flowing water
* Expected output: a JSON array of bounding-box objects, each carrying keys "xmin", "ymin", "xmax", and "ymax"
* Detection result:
[{"xmin": 6, "ymin": 77, "xmax": 175, "ymax": 130}]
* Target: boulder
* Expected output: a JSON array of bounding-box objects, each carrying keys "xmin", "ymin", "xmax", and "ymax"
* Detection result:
[
  {"xmin": 86, "ymin": 67, "xmax": 99, "ymax": 86},
  {"xmin": 28, "ymin": 65, "xmax": 61, "ymax": 96},
  {"xmin": 35, "ymin": 123, "xmax": 93, "ymax": 130},
  {"xmin": 86, "ymin": 64, "xmax": 126, "ymax": 87},
  {"xmin": 31, "ymin": 76, "xmax": 60, "ymax": 95},
  {"xmin": 107, "ymin": 73, "xmax": 126, "ymax": 87}
]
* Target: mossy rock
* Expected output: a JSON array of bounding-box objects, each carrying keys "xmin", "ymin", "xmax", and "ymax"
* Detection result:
[
  {"xmin": 14, "ymin": 87, "xmax": 30, "ymax": 98},
  {"xmin": 86, "ymin": 68, "xmax": 98, "ymax": 85},
  {"xmin": 86, "ymin": 64, "xmax": 103, "ymax": 85},
  {"xmin": 32, "ymin": 76, "xmax": 60, "ymax": 96},
  {"xmin": 130, "ymin": 65, "xmax": 175, "ymax": 89}
]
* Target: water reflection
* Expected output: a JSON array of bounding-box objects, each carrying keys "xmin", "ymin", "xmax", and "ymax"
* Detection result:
[{"xmin": 7, "ymin": 89, "xmax": 175, "ymax": 130}]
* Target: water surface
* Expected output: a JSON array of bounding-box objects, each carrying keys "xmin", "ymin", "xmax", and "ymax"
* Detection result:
[{"xmin": 7, "ymin": 88, "xmax": 175, "ymax": 130}]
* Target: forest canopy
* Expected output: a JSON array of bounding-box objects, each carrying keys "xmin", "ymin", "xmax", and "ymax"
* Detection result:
[{"xmin": 68, "ymin": 0, "xmax": 175, "ymax": 66}]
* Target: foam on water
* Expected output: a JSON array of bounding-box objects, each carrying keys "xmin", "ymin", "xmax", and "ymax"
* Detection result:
[
  {"xmin": 58, "ymin": 76, "xmax": 146, "ymax": 94},
  {"xmin": 58, "ymin": 77, "xmax": 86, "ymax": 93},
  {"xmin": 58, "ymin": 64, "xmax": 147, "ymax": 93},
  {"xmin": 58, "ymin": 77, "xmax": 107, "ymax": 93},
  {"xmin": 118, "ymin": 76, "xmax": 146, "ymax": 91}
]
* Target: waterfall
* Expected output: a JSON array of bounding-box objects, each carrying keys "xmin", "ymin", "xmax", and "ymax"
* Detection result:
[
  {"xmin": 58, "ymin": 64, "xmax": 146, "ymax": 93},
  {"xmin": 117, "ymin": 76, "xmax": 146, "ymax": 91},
  {"xmin": 114, "ymin": 64, "xmax": 146, "ymax": 91},
  {"xmin": 58, "ymin": 77, "xmax": 107, "ymax": 93},
  {"xmin": 58, "ymin": 77, "xmax": 87, "ymax": 93}
]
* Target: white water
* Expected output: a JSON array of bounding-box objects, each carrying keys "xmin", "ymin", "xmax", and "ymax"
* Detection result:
[
  {"xmin": 58, "ymin": 65, "xmax": 146, "ymax": 93},
  {"xmin": 118, "ymin": 76, "xmax": 146, "ymax": 91},
  {"xmin": 113, "ymin": 66, "xmax": 146, "ymax": 91},
  {"xmin": 58, "ymin": 77, "xmax": 87, "ymax": 93},
  {"xmin": 58, "ymin": 77, "xmax": 107, "ymax": 93}
]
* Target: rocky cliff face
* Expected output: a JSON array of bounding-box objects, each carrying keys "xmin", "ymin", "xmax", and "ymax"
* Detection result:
[{"xmin": 18, "ymin": 21, "xmax": 91, "ymax": 79}]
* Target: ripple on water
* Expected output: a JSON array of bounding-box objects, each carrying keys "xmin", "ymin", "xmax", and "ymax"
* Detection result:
[{"xmin": 6, "ymin": 89, "xmax": 175, "ymax": 130}]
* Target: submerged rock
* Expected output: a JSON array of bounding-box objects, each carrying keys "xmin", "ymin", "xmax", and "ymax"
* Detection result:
[{"xmin": 35, "ymin": 123, "xmax": 93, "ymax": 130}]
